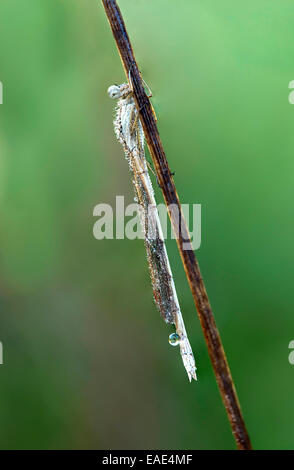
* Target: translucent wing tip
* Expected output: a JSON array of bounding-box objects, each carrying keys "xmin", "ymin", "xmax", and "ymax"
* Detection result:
[
  {"xmin": 188, "ymin": 369, "xmax": 197, "ymax": 382},
  {"xmin": 179, "ymin": 338, "xmax": 197, "ymax": 383}
]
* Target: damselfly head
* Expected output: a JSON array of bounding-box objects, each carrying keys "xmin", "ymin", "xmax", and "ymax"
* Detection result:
[{"xmin": 107, "ymin": 83, "xmax": 130, "ymax": 100}]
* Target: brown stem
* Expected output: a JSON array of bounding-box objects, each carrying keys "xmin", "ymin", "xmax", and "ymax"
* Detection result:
[{"xmin": 101, "ymin": 0, "xmax": 252, "ymax": 450}]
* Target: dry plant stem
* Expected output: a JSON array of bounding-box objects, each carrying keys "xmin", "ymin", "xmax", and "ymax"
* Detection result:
[{"xmin": 101, "ymin": 0, "xmax": 252, "ymax": 450}]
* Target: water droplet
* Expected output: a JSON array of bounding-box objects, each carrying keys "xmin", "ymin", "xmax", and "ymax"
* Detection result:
[{"xmin": 169, "ymin": 333, "xmax": 180, "ymax": 346}]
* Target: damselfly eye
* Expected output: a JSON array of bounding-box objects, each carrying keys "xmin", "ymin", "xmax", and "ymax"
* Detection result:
[
  {"xmin": 107, "ymin": 85, "xmax": 121, "ymax": 99},
  {"xmin": 108, "ymin": 83, "xmax": 131, "ymax": 100},
  {"xmin": 169, "ymin": 333, "xmax": 181, "ymax": 346}
]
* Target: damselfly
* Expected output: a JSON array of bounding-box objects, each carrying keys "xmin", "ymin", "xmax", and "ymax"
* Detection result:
[{"xmin": 107, "ymin": 80, "xmax": 197, "ymax": 381}]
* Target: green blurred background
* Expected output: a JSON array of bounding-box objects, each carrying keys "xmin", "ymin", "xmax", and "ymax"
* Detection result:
[{"xmin": 0, "ymin": 0, "xmax": 293, "ymax": 450}]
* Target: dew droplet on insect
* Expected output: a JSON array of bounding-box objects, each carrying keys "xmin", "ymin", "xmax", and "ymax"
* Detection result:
[{"xmin": 169, "ymin": 333, "xmax": 180, "ymax": 346}]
